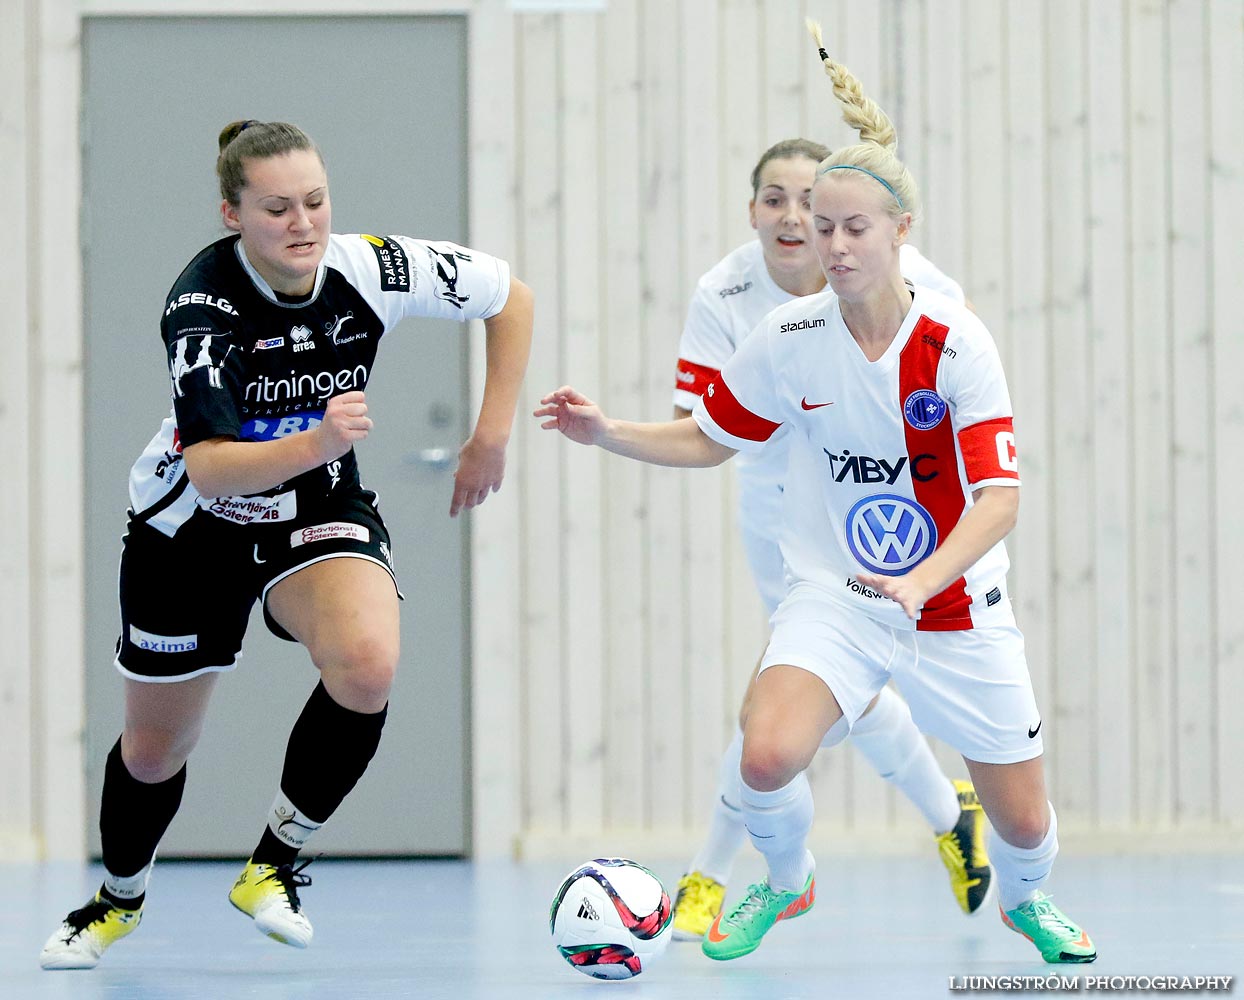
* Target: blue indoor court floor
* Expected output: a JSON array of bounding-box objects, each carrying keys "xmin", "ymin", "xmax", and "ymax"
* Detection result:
[{"xmin": 3, "ymin": 854, "xmax": 1240, "ymax": 999}]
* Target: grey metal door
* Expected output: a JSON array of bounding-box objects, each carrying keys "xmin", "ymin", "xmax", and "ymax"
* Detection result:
[{"xmin": 82, "ymin": 15, "xmax": 470, "ymax": 855}]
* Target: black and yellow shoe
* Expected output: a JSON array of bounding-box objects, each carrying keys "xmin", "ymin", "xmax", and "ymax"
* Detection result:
[
  {"xmin": 40, "ymin": 893, "xmax": 143, "ymax": 970},
  {"xmin": 228, "ymin": 858, "xmax": 314, "ymax": 948},
  {"xmin": 936, "ymin": 779, "xmax": 993, "ymax": 915},
  {"xmin": 671, "ymin": 871, "xmax": 727, "ymax": 940}
]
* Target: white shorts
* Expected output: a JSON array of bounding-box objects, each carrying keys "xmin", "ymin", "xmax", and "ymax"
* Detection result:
[{"xmin": 761, "ymin": 584, "xmax": 1044, "ymax": 764}]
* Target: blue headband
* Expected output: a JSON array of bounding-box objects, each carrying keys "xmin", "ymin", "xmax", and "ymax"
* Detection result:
[{"xmin": 820, "ymin": 164, "xmax": 904, "ymax": 210}]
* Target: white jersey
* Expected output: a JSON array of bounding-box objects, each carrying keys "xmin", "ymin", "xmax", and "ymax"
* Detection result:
[
  {"xmin": 673, "ymin": 240, "xmax": 964, "ymax": 605},
  {"xmin": 692, "ymin": 285, "xmax": 1019, "ymax": 631}
]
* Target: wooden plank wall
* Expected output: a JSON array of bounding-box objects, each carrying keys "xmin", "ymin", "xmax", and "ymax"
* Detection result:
[
  {"xmin": 5, "ymin": 0, "xmax": 1242, "ymax": 860},
  {"xmin": 503, "ymin": 0, "xmax": 1244, "ymax": 855}
]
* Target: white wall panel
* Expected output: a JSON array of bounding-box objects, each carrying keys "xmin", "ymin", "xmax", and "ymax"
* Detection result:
[{"xmin": 8, "ymin": 0, "xmax": 1243, "ymax": 861}]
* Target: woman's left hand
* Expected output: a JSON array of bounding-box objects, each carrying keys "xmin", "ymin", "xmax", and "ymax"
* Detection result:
[{"xmin": 450, "ymin": 435, "xmax": 507, "ymax": 517}]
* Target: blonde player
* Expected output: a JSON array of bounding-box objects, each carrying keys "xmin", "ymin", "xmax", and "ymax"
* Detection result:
[
  {"xmin": 536, "ymin": 27, "xmax": 1095, "ymax": 966},
  {"xmin": 669, "ymin": 139, "xmax": 992, "ymax": 939}
]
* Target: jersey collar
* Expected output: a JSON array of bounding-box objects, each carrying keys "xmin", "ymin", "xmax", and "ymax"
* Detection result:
[{"xmin": 234, "ymin": 239, "xmax": 327, "ymax": 307}]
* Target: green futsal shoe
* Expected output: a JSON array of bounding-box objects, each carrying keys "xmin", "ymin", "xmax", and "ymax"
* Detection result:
[
  {"xmin": 1001, "ymin": 891, "xmax": 1097, "ymax": 963},
  {"xmin": 701, "ymin": 871, "xmax": 815, "ymax": 961}
]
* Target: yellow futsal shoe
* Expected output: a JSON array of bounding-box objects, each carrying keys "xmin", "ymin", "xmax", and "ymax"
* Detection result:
[
  {"xmin": 936, "ymin": 779, "xmax": 994, "ymax": 915},
  {"xmin": 671, "ymin": 871, "xmax": 727, "ymax": 940},
  {"xmin": 228, "ymin": 858, "xmax": 314, "ymax": 948},
  {"xmin": 39, "ymin": 893, "xmax": 143, "ymax": 970}
]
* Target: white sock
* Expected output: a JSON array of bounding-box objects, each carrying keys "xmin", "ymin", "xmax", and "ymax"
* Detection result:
[
  {"xmin": 689, "ymin": 728, "xmax": 748, "ymax": 883},
  {"xmin": 267, "ymin": 789, "xmax": 324, "ymax": 850},
  {"xmin": 103, "ymin": 860, "xmax": 153, "ymax": 906},
  {"xmin": 990, "ymin": 802, "xmax": 1058, "ymax": 911},
  {"xmin": 740, "ymin": 772, "xmax": 815, "ymax": 892},
  {"xmin": 847, "ymin": 686, "xmax": 960, "ymax": 833}
]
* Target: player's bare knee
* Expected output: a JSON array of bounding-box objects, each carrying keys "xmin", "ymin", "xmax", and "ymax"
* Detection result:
[
  {"xmin": 121, "ymin": 728, "xmax": 193, "ymax": 782},
  {"xmin": 740, "ymin": 740, "xmax": 800, "ymax": 792},
  {"xmin": 319, "ymin": 635, "xmax": 397, "ymax": 709},
  {"xmin": 991, "ymin": 805, "xmax": 1050, "ymax": 850}
]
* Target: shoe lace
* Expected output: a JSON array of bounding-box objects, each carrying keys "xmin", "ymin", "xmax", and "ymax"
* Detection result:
[
  {"xmin": 938, "ymin": 828, "xmax": 968, "ymax": 872},
  {"xmin": 730, "ymin": 882, "xmax": 779, "ymax": 926},
  {"xmin": 259, "ymin": 857, "xmax": 315, "ymax": 913},
  {"xmin": 61, "ymin": 898, "xmax": 114, "ymax": 939},
  {"xmin": 1025, "ymin": 896, "xmax": 1078, "ymax": 938}
]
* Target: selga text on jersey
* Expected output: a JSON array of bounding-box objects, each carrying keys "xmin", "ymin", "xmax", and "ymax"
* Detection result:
[
  {"xmin": 692, "ymin": 285, "xmax": 1019, "ymax": 632},
  {"xmin": 130, "ymin": 233, "xmax": 510, "ymax": 536}
]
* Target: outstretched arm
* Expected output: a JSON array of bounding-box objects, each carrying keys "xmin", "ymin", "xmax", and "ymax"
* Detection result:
[
  {"xmin": 451, "ymin": 277, "xmax": 535, "ymax": 516},
  {"xmin": 535, "ymin": 386, "xmax": 735, "ymax": 468}
]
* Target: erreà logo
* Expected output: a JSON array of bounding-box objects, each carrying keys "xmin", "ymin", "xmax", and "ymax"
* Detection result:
[
  {"xmin": 290, "ymin": 324, "xmax": 315, "ymax": 353},
  {"xmin": 780, "ymin": 318, "xmax": 826, "ymax": 333}
]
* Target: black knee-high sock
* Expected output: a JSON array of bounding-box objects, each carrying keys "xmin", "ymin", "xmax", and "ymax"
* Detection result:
[
  {"xmin": 98, "ymin": 737, "xmax": 187, "ymax": 908},
  {"xmin": 252, "ymin": 681, "xmax": 388, "ymax": 867}
]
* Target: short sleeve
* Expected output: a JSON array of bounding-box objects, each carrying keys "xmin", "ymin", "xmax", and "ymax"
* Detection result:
[
  {"xmin": 673, "ymin": 281, "xmax": 737, "ymax": 411},
  {"xmin": 333, "ymin": 234, "xmax": 512, "ymax": 330},
  {"xmin": 944, "ymin": 328, "xmax": 1020, "ymax": 489},
  {"xmin": 692, "ymin": 325, "xmax": 784, "ymax": 452}
]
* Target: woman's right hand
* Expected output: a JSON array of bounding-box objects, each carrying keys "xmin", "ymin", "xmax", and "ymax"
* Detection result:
[
  {"xmin": 534, "ymin": 386, "xmax": 608, "ymax": 446},
  {"xmin": 316, "ymin": 390, "xmax": 373, "ymax": 461}
]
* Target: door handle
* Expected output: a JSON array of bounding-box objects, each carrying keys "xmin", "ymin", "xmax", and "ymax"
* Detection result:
[{"xmin": 406, "ymin": 447, "xmax": 455, "ymax": 472}]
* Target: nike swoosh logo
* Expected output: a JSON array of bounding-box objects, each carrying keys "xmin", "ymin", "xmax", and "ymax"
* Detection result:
[
  {"xmin": 706, "ymin": 914, "xmax": 729, "ymax": 943},
  {"xmin": 1028, "ymin": 720, "xmax": 1042, "ymax": 739},
  {"xmin": 253, "ymin": 544, "xmax": 266, "ymax": 565},
  {"xmin": 801, "ymin": 397, "xmax": 834, "ymax": 410}
]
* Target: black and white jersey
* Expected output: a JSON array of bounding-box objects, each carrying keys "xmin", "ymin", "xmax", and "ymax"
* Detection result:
[{"xmin": 129, "ymin": 233, "xmax": 510, "ymax": 536}]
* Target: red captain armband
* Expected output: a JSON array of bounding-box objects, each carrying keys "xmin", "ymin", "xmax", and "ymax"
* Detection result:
[
  {"xmin": 674, "ymin": 358, "xmax": 720, "ymax": 398},
  {"xmin": 702, "ymin": 377, "xmax": 782, "ymax": 443},
  {"xmin": 958, "ymin": 417, "xmax": 1019, "ymax": 482}
]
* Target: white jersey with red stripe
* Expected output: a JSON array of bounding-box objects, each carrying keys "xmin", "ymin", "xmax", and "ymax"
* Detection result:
[
  {"xmin": 692, "ymin": 284, "xmax": 1019, "ymax": 631},
  {"xmin": 673, "ymin": 242, "xmax": 962, "ymax": 517}
]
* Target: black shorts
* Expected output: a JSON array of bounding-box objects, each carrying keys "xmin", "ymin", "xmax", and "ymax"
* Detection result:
[{"xmin": 116, "ymin": 487, "xmax": 400, "ymax": 681}]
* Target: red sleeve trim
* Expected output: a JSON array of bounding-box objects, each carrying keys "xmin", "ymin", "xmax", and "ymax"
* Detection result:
[
  {"xmin": 674, "ymin": 358, "xmax": 720, "ymax": 398},
  {"xmin": 958, "ymin": 417, "xmax": 1019, "ymax": 483},
  {"xmin": 702, "ymin": 375, "xmax": 782, "ymax": 443}
]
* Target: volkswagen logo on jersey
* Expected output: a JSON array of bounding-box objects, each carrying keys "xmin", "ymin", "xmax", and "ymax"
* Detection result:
[
  {"xmin": 903, "ymin": 389, "xmax": 948, "ymax": 430},
  {"xmin": 846, "ymin": 493, "xmax": 938, "ymax": 576}
]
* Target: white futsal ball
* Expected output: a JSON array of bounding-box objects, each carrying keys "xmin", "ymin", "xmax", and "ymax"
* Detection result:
[{"xmin": 549, "ymin": 858, "xmax": 673, "ymax": 980}]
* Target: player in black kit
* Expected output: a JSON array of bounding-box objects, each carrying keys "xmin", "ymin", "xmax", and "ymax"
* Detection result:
[{"xmin": 40, "ymin": 120, "xmax": 533, "ymax": 969}]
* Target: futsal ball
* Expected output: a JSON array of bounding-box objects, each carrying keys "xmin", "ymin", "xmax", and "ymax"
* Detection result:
[{"xmin": 549, "ymin": 858, "xmax": 673, "ymax": 980}]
